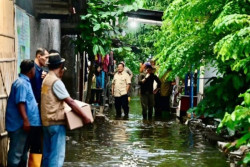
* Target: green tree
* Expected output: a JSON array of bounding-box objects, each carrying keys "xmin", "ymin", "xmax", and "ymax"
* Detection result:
[
  {"xmin": 75, "ymin": 0, "xmax": 143, "ymax": 102},
  {"xmin": 218, "ymin": 89, "xmax": 250, "ymax": 164},
  {"xmin": 153, "ymin": 0, "xmax": 249, "ymax": 113},
  {"xmin": 151, "ymin": 0, "xmax": 250, "ymax": 163},
  {"xmin": 142, "ymin": 0, "xmax": 173, "ymax": 11},
  {"xmin": 153, "ymin": 0, "xmax": 249, "ymax": 163},
  {"xmin": 117, "ymin": 24, "xmax": 161, "ymax": 74}
]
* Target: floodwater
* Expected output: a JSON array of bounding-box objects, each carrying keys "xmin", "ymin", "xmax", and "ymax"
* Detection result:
[{"xmin": 64, "ymin": 96, "xmax": 229, "ymax": 167}]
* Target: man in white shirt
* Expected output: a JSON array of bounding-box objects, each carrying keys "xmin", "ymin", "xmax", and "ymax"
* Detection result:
[{"xmin": 112, "ymin": 63, "xmax": 131, "ymax": 118}]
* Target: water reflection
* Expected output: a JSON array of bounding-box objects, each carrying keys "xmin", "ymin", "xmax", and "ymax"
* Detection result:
[{"xmin": 64, "ymin": 97, "xmax": 228, "ymax": 167}]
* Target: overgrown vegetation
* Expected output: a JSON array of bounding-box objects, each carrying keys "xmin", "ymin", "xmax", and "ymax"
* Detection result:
[
  {"xmin": 143, "ymin": 0, "xmax": 173, "ymax": 11},
  {"xmin": 153, "ymin": 0, "xmax": 249, "ymax": 163},
  {"xmin": 75, "ymin": 0, "xmax": 249, "ymax": 163},
  {"xmin": 218, "ymin": 89, "xmax": 250, "ymax": 164},
  {"xmin": 75, "ymin": 0, "xmax": 143, "ymax": 102},
  {"xmin": 116, "ymin": 24, "xmax": 161, "ymax": 74}
]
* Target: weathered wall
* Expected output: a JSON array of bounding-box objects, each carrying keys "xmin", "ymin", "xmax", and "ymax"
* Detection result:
[
  {"xmin": 29, "ymin": 18, "xmax": 61, "ymax": 59},
  {"xmin": 61, "ymin": 36, "xmax": 78, "ymax": 99},
  {"xmin": 204, "ymin": 64, "xmax": 221, "ymax": 87},
  {"xmin": 0, "ymin": 0, "xmax": 16, "ymax": 166},
  {"xmin": 15, "ymin": 0, "xmax": 34, "ymax": 15},
  {"xmin": 0, "ymin": 3, "xmax": 61, "ymax": 166},
  {"xmin": 14, "ymin": 2, "xmax": 61, "ymax": 59}
]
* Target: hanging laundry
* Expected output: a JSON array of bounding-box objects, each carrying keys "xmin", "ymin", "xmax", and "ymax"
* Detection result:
[{"xmin": 103, "ymin": 54, "xmax": 109, "ymax": 72}]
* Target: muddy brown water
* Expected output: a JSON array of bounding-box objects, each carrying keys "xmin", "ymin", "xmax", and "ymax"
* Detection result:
[{"xmin": 64, "ymin": 97, "xmax": 228, "ymax": 167}]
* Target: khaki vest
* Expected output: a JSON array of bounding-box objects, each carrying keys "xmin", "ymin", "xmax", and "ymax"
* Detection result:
[{"xmin": 41, "ymin": 71, "xmax": 65, "ymax": 126}]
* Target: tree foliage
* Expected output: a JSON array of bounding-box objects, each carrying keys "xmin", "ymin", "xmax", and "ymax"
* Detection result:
[
  {"xmin": 154, "ymin": 0, "xmax": 249, "ymax": 113},
  {"xmin": 75, "ymin": 0, "xmax": 143, "ymax": 59},
  {"xmin": 75, "ymin": 0, "xmax": 143, "ymax": 102},
  {"xmin": 217, "ymin": 89, "xmax": 250, "ymax": 163},
  {"xmin": 191, "ymin": 72, "xmax": 248, "ymax": 118},
  {"xmin": 153, "ymin": 0, "xmax": 249, "ymax": 163},
  {"xmin": 218, "ymin": 89, "xmax": 250, "ymax": 137},
  {"xmin": 117, "ymin": 24, "xmax": 161, "ymax": 74},
  {"xmin": 142, "ymin": 0, "xmax": 173, "ymax": 11},
  {"xmin": 112, "ymin": 47, "xmax": 140, "ymax": 74}
]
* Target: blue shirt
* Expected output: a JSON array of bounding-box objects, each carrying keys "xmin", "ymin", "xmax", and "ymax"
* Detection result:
[
  {"xmin": 30, "ymin": 63, "xmax": 43, "ymax": 109},
  {"xmin": 96, "ymin": 71, "xmax": 105, "ymax": 89},
  {"xmin": 6, "ymin": 74, "xmax": 42, "ymax": 132}
]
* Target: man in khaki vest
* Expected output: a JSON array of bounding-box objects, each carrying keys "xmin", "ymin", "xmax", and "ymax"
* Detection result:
[{"xmin": 41, "ymin": 52, "xmax": 92, "ymax": 167}]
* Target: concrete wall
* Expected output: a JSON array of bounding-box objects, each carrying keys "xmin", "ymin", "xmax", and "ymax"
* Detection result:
[
  {"xmin": 61, "ymin": 35, "xmax": 78, "ymax": 99},
  {"xmin": 29, "ymin": 18, "xmax": 61, "ymax": 59},
  {"xmin": 204, "ymin": 63, "xmax": 221, "ymax": 87},
  {"xmin": 29, "ymin": 20, "xmax": 79, "ymax": 99},
  {"xmin": 15, "ymin": 2, "xmax": 61, "ymax": 59},
  {"xmin": 197, "ymin": 64, "xmax": 221, "ymax": 103},
  {"xmin": 16, "ymin": 0, "xmax": 34, "ymax": 15}
]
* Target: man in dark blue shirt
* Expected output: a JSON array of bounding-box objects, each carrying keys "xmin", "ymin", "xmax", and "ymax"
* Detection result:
[
  {"xmin": 6, "ymin": 60, "xmax": 41, "ymax": 167},
  {"xmin": 30, "ymin": 48, "xmax": 49, "ymax": 110},
  {"xmin": 27, "ymin": 48, "xmax": 49, "ymax": 157}
]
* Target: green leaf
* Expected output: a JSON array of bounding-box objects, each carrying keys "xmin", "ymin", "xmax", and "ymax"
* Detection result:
[
  {"xmin": 99, "ymin": 38, "xmax": 106, "ymax": 45},
  {"xmin": 123, "ymin": 47, "xmax": 132, "ymax": 51},
  {"xmin": 101, "ymin": 22, "xmax": 112, "ymax": 30},
  {"xmin": 93, "ymin": 24, "xmax": 101, "ymax": 31},
  {"xmin": 232, "ymin": 75, "xmax": 243, "ymax": 90},
  {"xmin": 99, "ymin": 45, "xmax": 105, "ymax": 56},
  {"xmin": 92, "ymin": 37, "xmax": 98, "ymax": 44},
  {"xmin": 117, "ymin": 47, "xmax": 123, "ymax": 53},
  {"xmin": 93, "ymin": 45, "xmax": 99, "ymax": 55},
  {"xmin": 243, "ymin": 152, "xmax": 250, "ymax": 164},
  {"xmin": 80, "ymin": 14, "xmax": 92, "ymax": 20},
  {"xmin": 236, "ymin": 133, "xmax": 250, "ymax": 148},
  {"xmin": 244, "ymin": 93, "xmax": 250, "ymax": 106}
]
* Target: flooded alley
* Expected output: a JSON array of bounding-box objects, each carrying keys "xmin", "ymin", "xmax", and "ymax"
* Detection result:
[
  {"xmin": 0, "ymin": 1, "xmax": 249, "ymax": 166},
  {"xmin": 64, "ymin": 97, "xmax": 228, "ymax": 167}
]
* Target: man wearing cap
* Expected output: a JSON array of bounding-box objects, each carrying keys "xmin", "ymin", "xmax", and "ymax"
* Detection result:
[
  {"xmin": 6, "ymin": 60, "xmax": 41, "ymax": 167},
  {"xmin": 112, "ymin": 63, "xmax": 131, "ymax": 118},
  {"xmin": 139, "ymin": 65, "xmax": 161, "ymax": 120},
  {"xmin": 41, "ymin": 51, "xmax": 92, "ymax": 167}
]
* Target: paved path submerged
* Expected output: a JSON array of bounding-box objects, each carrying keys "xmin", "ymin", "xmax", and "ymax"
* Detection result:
[{"xmin": 64, "ymin": 97, "xmax": 228, "ymax": 167}]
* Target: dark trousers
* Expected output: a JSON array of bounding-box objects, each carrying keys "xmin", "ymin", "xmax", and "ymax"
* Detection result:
[
  {"xmin": 140, "ymin": 93, "xmax": 154, "ymax": 119},
  {"xmin": 90, "ymin": 88, "xmax": 103, "ymax": 105},
  {"xmin": 114, "ymin": 94, "xmax": 129, "ymax": 117},
  {"xmin": 26, "ymin": 126, "xmax": 43, "ymax": 153},
  {"xmin": 160, "ymin": 96, "xmax": 170, "ymax": 111},
  {"xmin": 154, "ymin": 92, "xmax": 161, "ymax": 117}
]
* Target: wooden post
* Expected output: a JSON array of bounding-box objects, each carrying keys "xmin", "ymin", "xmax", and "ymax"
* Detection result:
[
  {"xmin": 79, "ymin": 52, "xmax": 84, "ymax": 101},
  {"xmin": 82, "ymin": 52, "xmax": 86, "ymax": 101}
]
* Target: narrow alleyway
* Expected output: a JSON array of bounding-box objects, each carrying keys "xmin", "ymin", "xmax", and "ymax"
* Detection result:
[{"xmin": 64, "ymin": 96, "xmax": 228, "ymax": 167}]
